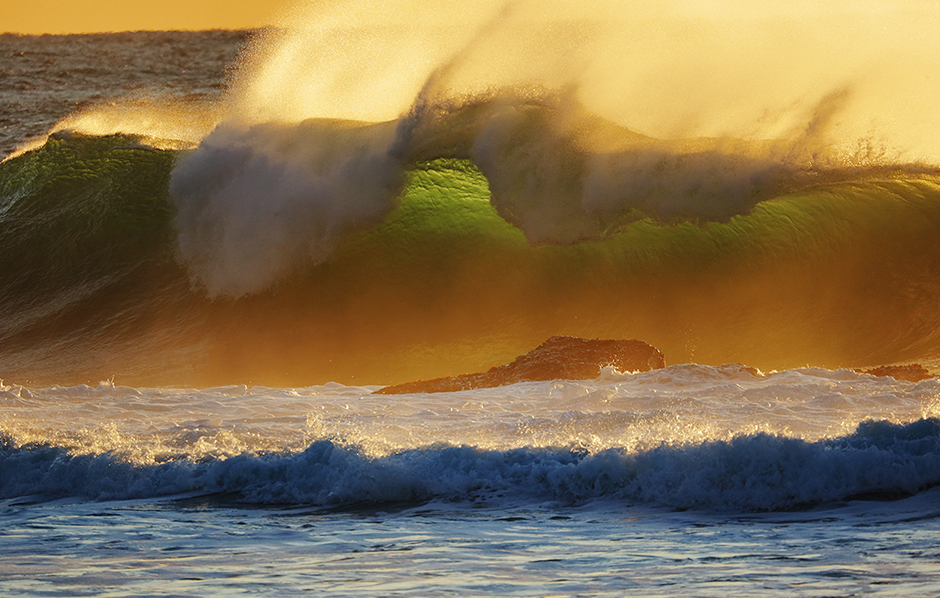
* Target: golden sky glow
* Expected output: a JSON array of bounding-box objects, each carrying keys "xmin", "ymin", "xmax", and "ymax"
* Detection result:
[{"xmin": 0, "ymin": 0, "xmax": 293, "ymax": 34}]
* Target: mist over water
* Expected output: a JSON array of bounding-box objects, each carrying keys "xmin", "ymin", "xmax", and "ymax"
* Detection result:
[
  {"xmin": 169, "ymin": 0, "xmax": 940, "ymax": 298},
  {"xmin": 234, "ymin": 0, "xmax": 940, "ymax": 147}
]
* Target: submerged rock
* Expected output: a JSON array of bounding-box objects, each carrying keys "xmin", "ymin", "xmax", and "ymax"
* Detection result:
[
  {"xmin": 375, "ymin": 335, "xmax": 665, "ymax": 394},
  {"xmin": 855, "ymin": 364, "xmax": 933, "ymax": 383}
]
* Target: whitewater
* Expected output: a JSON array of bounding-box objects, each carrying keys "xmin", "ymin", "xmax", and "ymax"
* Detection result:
[{"xmin": 2, "ymin": 1, "xmax": 940, "ymax": 596}]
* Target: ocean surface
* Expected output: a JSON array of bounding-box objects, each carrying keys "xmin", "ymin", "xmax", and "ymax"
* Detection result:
[{"xmin": 3, "ymin": 2, "xmax": 940, "ymax": 595}]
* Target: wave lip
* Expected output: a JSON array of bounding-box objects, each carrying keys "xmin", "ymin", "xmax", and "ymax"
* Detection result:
[
  {"xmin": 3, "ymin": 418, "xmax": 939, "ymax": 512},
  {"xmin": 170, "ymin": 119, "xmax": 405, "ymax": 298}
]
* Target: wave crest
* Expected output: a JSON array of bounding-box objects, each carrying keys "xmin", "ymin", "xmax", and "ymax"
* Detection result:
[
  {"xmin": 4, "ymin": 418, "xmax": 940, "ymax": 511},
  {"xmin": 170, "ymin": 119, "xmax": 405, "ymax": 297}
]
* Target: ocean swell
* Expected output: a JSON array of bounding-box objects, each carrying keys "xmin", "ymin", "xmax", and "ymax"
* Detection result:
[{"xmin": 3, "ymin": 135, "xmax": 940, "ymax": 384}]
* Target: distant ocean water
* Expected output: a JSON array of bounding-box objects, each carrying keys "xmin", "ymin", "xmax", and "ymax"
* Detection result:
[
  {"xmin": 3, "ymin": 2, "xmax": 940, "ymax": 595},
  {"xmin": 0, "ymin": 30, "xmax": 248, "ymax": 158}
]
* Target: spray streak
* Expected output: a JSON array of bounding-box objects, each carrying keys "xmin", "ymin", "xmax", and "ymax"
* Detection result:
[{"xmin": 169, "ymin": 0, "xmax": 940, "ymax": 297}]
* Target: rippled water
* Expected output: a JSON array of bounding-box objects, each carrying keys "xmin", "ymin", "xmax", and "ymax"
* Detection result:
[
  {"xmin": 0, "ymin": 30, "xmax": 249, "ymax": 157},
  {"xmin": 3, "ymin": 489, "xmax": 940, "ymax": 597}
]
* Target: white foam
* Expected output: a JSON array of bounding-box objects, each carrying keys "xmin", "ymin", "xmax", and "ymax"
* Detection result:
[
  {"xmin": 170, "ymin": 119, "xmax": 404, "ymax": 297},
  {"xmin": 2, "ymin": 365, "xmax": 939, "ymax": 509}
]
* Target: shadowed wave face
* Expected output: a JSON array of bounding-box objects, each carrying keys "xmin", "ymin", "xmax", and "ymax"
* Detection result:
[{"xmin": 2, "ymin": 1, "xmax": 940, "ymax": 386}]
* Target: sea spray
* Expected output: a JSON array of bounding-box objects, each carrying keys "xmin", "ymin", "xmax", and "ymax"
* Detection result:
[
  {"xmin": 169, "ymin": 0, "xmax": 940, "ymax": 297},
  {"xmin": 170, "ymin": 119, "xmax": 405, "ymax": 297}
]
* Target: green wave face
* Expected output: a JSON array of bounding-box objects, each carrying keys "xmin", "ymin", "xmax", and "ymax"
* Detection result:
[
  {"xmin": 237, "ymin": 160, "xmax": 940, "ymax": 384},
  {"xmin": 0, "ymin": 134, "xmax": 201, "ymax": 384},
  {"xmin": 2, "ymin": 134, "xmax": 940, "ymax": 386},
  {"xmin": 0, "ymin": 133, "xmax": 175, "ymax": 276}
]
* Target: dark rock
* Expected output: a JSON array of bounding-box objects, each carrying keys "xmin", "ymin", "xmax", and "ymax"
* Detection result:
[
  {"xmin": 855, "ymin": 364, "xmax": 933, "ymax": 383},
  {"xmin": 375, "ymin": 335, "xmax": 665, "ymax": 394}
]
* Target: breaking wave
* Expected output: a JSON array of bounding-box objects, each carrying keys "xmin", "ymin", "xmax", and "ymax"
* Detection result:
[{"xmin": 4, "ymin": 417, "xmax": 940, "ymax": 512}]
